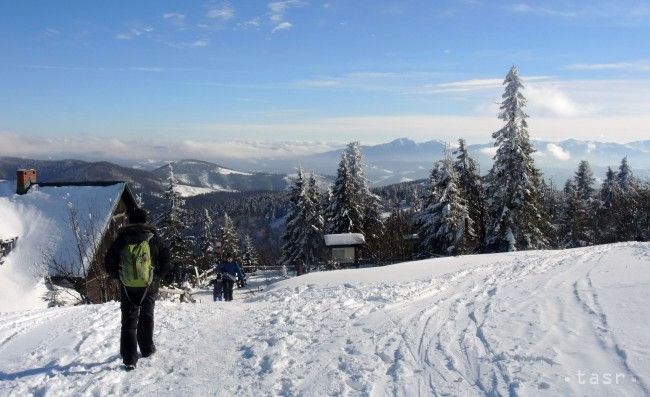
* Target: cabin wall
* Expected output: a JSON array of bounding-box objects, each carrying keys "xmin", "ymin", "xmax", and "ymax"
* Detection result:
[{"xmin": 85, "ymin": 192, "xmax": 136, "ymax": 303}]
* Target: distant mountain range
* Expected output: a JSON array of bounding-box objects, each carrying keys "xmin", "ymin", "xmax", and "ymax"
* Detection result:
[
  {"xmin": 1, "ymin": 138, "xmax": 648, "ymax": 197},
  {"xmin": 234, "ymin": 137, "xmax": 650, "ymax": 186}
]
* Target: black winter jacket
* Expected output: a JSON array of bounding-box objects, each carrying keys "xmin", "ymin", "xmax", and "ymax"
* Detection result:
[{"xmin": 104, "ymin": 224, "xmax": 171, "ymax": 293}]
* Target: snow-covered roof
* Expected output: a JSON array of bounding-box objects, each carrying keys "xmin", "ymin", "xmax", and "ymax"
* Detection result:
[
  {"xmin": 324, "ymin": 233, "xmax": 366, "ymax": 247},
  {"xmin": 0, "ymin": 182, "xmax": 128, "ymax": 277}
]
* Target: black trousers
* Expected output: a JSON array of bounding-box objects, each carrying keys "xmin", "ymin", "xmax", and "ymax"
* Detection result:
[
  {"xmin": 120, "ymin": 287, "xmax": 156, "ymax": 366},
  {"xmin": 213, "ymin": 283, "xmax": 223, "ymax": 301},
  {"xmin": 222, "ymin": 279, "xmax": 234, "ymax": 301}
]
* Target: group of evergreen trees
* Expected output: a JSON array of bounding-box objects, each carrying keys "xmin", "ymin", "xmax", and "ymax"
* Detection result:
[
  {"xmin": 414, "ymin": 66, "xmax": 650, "ymax": 257},
  {"xmin": 414, "ymin": 66, "xmax": 544, "ymax": 256},
  {"xmin": 280, "ymin": 142, "xmax": 385, "ymax": 274},
  {"xmin": 415, "ymin": 144, "xmax": 480, "ymax": 256},
  {"xmin": 553, "ymin": 158, "xmax": 650, "ymax": 247}
]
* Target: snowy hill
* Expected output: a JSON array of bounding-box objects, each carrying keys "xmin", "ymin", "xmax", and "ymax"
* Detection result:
[
  {"xmin": 1, "ymin": 243, "xmax": 648, "ymax": 396},
  {"xmin": 152, "ymin": 160, "xmax": 290, "ymax": 193}
]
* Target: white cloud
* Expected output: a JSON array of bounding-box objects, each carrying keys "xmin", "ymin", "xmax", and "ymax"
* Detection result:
[
  {"xmin": 294, "ymin": 78, "xmax": 342, "ymax": 87},
  {"xmin": 0, "ymin": 131, "xmax": 342, "ymax": 161},
  {"xmin": 294, "ymin": 71, "xmax": 423, "ymax": 91},
  {"xmin": 546, "ymin": 143, "xmax": 571, "ymax": 161},
  {"xmin": 128, "ymin": 66, "xmax": 166, "ymax": 72},
  {"xmin": 115, "ymin": 27, "xmax": 154, "ymax": 40},
  {"xmin": 272, "ymin": 21, "xmax": 293, "ymax": 33},
  {"xmin": 510, "ymin": 2, "xmax": 650, "ymax": 23},
  {"xmin": 207, "ymin": 3, "xmax": 235, "ymax": 20},
  {"xmin": 429, "ymin": 76, "xmax": 552, "ymax": 93},
  {"xmin": 190, "ymin": 39, "xmax": 209, "ymax": 47},
  {"xmin": 436, "ymin": 78, "xmax": 502, "ymax": 92},
  {"xmin": 237, "ymin": 17, "xmax": 261, "ymax": 30},
  {"xmin": 23, "ymin": 65, "xmax": 174, "ymax": 73},
  {"xmin": 511, "ymin": 3, "xmax": 578, "ymax": 17},
  {"xmin": 43, "ymin": 28, "xmax": 61, "ymax": 37},
  {"xmin": 416, "ymin": 75, "xmax": 650, "ymax": 119},
  {"xmin": 268, "ymin": 0, "xmax": 304, "ymax": 22},
  {"xmin": 163, "ymin": 12, "xmax": 186, "ymax": 20},
  {"xmin": 157, "ymin": 38, "xmax": 210, "ymax": 49},
  {"xmin": 566, "ymin": 61, "xmax": 650, "ymax": 71},
  {"xmin": 525, "ymin": 84, "xmax": 580, "ymax": 117}
]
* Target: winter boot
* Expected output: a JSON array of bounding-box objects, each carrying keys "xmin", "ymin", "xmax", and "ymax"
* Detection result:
[{"xmin": 142, "ymin": 345, "xmax": 156, "ymax": 358}]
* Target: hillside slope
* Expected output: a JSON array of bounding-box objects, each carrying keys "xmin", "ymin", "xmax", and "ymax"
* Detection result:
[{"xmin": 0, "ymin": 243, "xmax": 649, "ymax": 396}]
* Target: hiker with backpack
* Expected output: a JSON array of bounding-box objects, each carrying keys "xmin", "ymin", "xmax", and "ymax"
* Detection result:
[
  {"xmin": 105, "ymin": 208, "xmax": 171, "ymax": 371},
  {"xmin": 217, "ymin": 256, "xmax": 245, "ymax": 302}
]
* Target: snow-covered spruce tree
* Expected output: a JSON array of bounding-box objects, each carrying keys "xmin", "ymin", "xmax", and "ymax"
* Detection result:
[
  {"xmin": 538, "ymin": 178, "xmax": 562, "ymax": 247},
  {"xmin": 636, "ymin": 181, "xmax": 650, "ymax": 242},
  {"xmin": 572, "ymin": 160, "xmax": 597, "ymax": 246},
  {"xmin": 596, "ymin": 167, "xmax": 620, "ymax": 243},
  {"xmin": 325, "ymin": 152, "xmax": 362, "ymax": 234},
  {"xmin": 575, "ymin": 160, "xmax": 596, "ymax": 200},
  {"xmin": 416, "ymin": 154, "xmax": 477, "ymax": 256},
  {"xmin": 280, "ymin": 168, "xmax": 325, "ymax": 274},
  {"xmin": 599, "ymin": 157, "xmax": 640, "ymax": 242},
  {"xmin": 159, "ymin": 164, "xmax": 195, "ymax": 284},
  {"xmin": 560, "ymin": 179, "xmax": 593, "ymax": 247},
  {"xmin": 617, "ymin": 157, "xmax": 637, "ymax": 192},
  {"xmin": 280, "ymin": 168, "xmax": 306, "ymax": 273},
  {"xmin": 241, "ymin": 235, "xmax": 260, "ymax": 273},
  {"xmin": 345, "ymin": 141, "xmax": 384, "ymax": 240},
  {"xmin": 325, "ymin": 142, "xmax": 384, "ymax": 261},
  {"xmin": 484, "ymin": 66, "xmax": 549, "ymax": 252},
  {"xmin": 199, "ymin": 208, "xmax": 216, "ymax": 270},
  {"xmin": 379, "ymin": 200, "xmax": 417, "ymax": 263},
  {"xmin": 453, "ymin": 138, "xmax": 485, "ymax": 250},
  {"xmin": 221, "ymin": 212, "xmax": 241, "ymax": 262}
]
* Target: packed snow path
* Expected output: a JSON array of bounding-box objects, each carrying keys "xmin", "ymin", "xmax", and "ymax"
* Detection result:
[{"xmin": 1, "ymin": 243, "xmax": 649, "ymax": 396}]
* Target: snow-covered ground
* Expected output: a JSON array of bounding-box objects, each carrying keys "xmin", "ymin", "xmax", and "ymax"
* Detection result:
[{"xmin": 1, "ymin": 243, "xmax": 649, "ymax": 396}]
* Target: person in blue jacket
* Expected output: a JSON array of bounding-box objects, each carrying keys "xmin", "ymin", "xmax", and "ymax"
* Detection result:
[{"xmin": 217, "ymin": 256, "xmax": 245, "ymax": 301}]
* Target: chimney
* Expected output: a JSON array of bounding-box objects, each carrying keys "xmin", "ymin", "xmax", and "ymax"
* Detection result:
[{"xmin": 16, "ymin": 169, "xmax": 37, "ymax": 194}]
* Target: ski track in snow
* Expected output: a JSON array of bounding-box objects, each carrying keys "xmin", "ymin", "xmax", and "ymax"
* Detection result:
[{"xmin": 1, "ymin": 242, "xmax": 649, "ymax": 396}]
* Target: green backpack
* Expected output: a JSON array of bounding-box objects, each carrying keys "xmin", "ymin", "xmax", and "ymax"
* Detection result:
[{"xmin": 119, "ymin": 240, "xmax": 153, "ymax": 288}]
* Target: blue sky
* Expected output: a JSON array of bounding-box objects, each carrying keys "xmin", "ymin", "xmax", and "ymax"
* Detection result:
[{"xmin": 1, "ymin": 0, "xmax": 649, "ymax": 160}]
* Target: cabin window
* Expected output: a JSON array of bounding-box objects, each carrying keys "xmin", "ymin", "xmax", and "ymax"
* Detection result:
[{"xmin": 332, "ymin": 247, "xmax": 355, "ymax": 264}]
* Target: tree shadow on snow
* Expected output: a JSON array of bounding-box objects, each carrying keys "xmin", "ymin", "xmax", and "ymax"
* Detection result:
[{"xmin": 0, "ymin": 355, "xmax": 120, "ymax": 381}]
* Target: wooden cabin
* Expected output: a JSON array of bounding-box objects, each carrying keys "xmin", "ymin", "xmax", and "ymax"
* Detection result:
[{"xmin": 10, "ymin": 169, "xmax": 139, "ymax": 303}]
